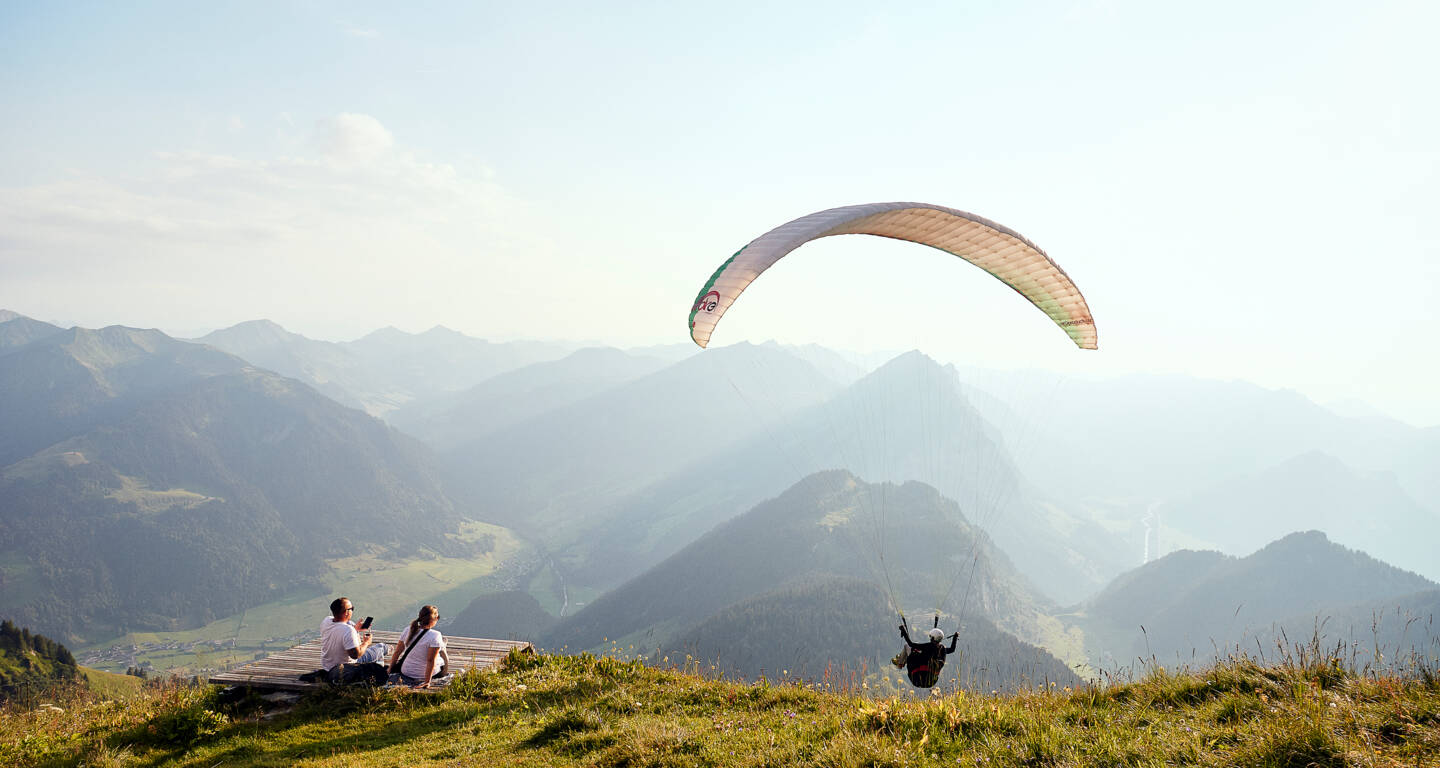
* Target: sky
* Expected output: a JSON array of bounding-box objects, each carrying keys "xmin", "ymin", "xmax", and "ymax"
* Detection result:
[{"xmin": 1, "ymin": 1, "xmax": 1437, "ymax": 426}]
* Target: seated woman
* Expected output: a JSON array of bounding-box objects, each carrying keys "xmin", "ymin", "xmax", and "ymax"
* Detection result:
[{"xmin": 389, "ymin": 604, "xmax": 450, "ymax": 688}]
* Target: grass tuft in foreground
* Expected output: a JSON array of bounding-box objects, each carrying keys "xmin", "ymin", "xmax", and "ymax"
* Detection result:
[{"xmin": 3, "ymin": 648, "xmax": 1437, "ymax": 767}]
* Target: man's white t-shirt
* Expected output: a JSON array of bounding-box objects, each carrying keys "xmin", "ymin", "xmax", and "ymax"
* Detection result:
[
  {"xmin": 398, "ymin": 626, "xmax": 446, "ymax": 679},
  {"xmin": 320, "ymin": 616, "xmax": 361, "ymax": 669}
]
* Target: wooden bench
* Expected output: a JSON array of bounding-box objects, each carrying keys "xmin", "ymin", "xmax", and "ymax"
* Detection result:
[{"xmin": 209, "ymin": 630, "xmax": 533, "ymax": 692}]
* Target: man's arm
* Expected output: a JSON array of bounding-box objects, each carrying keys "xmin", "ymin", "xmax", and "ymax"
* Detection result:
[
  {"xmin": 946, "ymin": 633, "xmax": 959, "ymax": 653},
  {"xmin": 898, "ymin": 624, "xmax": 924, "ymax": 651},
  {"xmin": 346, "ymin": 627, "xmax": 372, "ymax": 660}
]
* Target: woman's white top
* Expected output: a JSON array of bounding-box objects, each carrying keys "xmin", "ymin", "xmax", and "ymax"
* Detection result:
[{"xmin": 399, "ymin": 626, "xmax": 445, "ymax": 679}]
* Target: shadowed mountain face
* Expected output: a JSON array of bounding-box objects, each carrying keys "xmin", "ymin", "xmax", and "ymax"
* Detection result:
[
  {"xmin": 657, "ymin": 576, "xmax": 1080, "ymax": 692},
  {"xmin": 542, "ymin": 472, "xmax": 1054, "ymax": 667},
  {"xmin": 447, "ymin": 590, "xmax": 556, "ymax": 643},
  {"xmin": 0, "ymin": 314, "xmax": 65, "ymax": 353},
  {"xmin": 0, "ymin": 327, "xmax": 474, "ymax": 642},
  {"xmin": 1077, "ymin": 531, "xmax": 1438, "ymax": 668}
]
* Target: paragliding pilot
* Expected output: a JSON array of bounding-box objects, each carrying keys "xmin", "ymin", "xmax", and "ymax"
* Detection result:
[{"xmin": 892, "ymin": 615, "xmax": 958, "ymax": 688}]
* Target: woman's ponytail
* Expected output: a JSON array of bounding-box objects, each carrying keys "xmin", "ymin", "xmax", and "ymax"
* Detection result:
[{"xmin": 409, "ymin": 604, "xmax": 439, "ymax": 639}]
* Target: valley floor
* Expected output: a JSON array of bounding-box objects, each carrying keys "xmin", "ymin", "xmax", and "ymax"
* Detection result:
[{"xmin": 4, "ymin": 651, "xmax": 1438, "ymax": 767}]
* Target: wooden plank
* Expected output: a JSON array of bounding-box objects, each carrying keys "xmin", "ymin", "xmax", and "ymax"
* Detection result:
[{"xmin": 210, "ymin": 634, "xmax": 532, "ymax": 691}]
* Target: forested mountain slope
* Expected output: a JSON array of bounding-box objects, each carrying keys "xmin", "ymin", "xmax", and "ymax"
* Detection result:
[
  {"xmin": 0, "ymin": 330, "xmax": 477, "ymax": 643},
  {"xmin": 656, "ymin": 575, "xmax": 1080, "ymax": 692},
  {"xmin": 543, "ymin": 472, "xmax": 1057, "ymax": 678}
]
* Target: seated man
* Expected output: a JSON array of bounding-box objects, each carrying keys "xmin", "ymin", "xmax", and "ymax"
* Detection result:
[{"xmin": 320, "ymin": 597, "xmax": 388, "ymax": 684}]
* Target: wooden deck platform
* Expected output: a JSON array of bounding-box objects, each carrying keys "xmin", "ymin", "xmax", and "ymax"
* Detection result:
[{"xmin": 209, "ymin": 630, "xmax": 532, "ymax": 692}]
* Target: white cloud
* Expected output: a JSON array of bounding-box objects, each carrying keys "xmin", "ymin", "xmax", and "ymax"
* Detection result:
[
  {"xmin": 312, "ymin": 113, "xmax": 395, "ymax": 166},
  {"xmin": 343, "ymin": 25, "xmax": 380, "ymax": 39},
  {"xmin": 0, "ymin": 114, "xmax": 569, "ymax": 339}
]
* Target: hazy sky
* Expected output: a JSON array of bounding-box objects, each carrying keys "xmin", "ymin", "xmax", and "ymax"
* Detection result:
[{"xmin": 2, "ymin": 1, "xmax": 1437, "ymax": 425}]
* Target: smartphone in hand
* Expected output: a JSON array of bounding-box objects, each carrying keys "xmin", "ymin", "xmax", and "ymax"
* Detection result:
[{"xmin": 360, "ymin": 616, "xmax": 373, "ymax": 630}]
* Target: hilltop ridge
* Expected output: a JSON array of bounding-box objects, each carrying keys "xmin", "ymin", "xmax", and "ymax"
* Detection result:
[{"xmin": 5, "ymin": 650, "xmax": 1438, "ymax": 766}]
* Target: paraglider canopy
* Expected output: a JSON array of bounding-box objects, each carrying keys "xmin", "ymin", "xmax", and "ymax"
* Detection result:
[{"xmin": 688, "ymin": 202, "xmax": 1097, "ymax": 351}]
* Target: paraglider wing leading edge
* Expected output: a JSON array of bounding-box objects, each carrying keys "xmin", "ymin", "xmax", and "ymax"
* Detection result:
[{"xmin": 687, "ymin": 202, "xmax": 1097, "ymax": 350}]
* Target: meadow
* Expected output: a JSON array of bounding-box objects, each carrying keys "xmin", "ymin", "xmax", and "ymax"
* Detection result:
[{"xmin": 5, "ymin": 642, "xmax": 1437, "ymax": 767}]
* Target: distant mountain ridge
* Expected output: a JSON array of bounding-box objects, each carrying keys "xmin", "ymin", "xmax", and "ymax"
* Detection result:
[
  {"xmin": 1160, "ymin": 451, "xmax": 1440, "ymax": 581},
  {"xmin": 389, "ymin": 346, "xmax": 672, "ymax": 449},
  {"xmin": 0, "ymin": 313, "xmax": 65, "ymax": 353},
  {"xmin": 958, "ymin": 368, "xmax": 1440, "ymax": 585},
  {"xmin": 195, "ymin": 320, "xmax": 367, "ymax": 409},
  {"xmin": 1077, "ymin": 531, "xmax": 1438, "ymax": 667},
  {"xmin": 196, "ymin": 319, "xmax": 573, "ymax": 417},
  {"xmin": 439, "ymin": 342, "xmax": 843, "ymax": 539},
  {"xmin": 0, "ymin": 325, "xmax": 250, "ymax": 466}
]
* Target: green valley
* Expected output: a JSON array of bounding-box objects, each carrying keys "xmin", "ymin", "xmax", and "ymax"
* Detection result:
[{"xmin": 76, "ymin": 522, "xmax": 531, "ymax": 675}]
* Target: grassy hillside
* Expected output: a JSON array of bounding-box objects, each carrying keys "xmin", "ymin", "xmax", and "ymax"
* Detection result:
[
  {"xmin": 4, "ymin": 649, "xmax": 1437, "ymax": 767},
  {"xmin": 77, "ymin": 667, "xmax": 144, "ymax": 699},
  {"xmin": 0, "ymin": 621, "xmax": 79, "ymax": 704}
]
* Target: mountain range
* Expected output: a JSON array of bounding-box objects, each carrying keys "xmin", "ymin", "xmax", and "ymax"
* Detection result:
[
  {"xmin": 2, "ymin": 308, "xmax": 1436, "ymax": 684},
  {"xmin": 387, "ymin": 346, "xmax": 674, "ymax": 450},
  {"xmin": 194, "ymin": 319, "xmax": 573, "ymax": 416},
  {"xmin": 540, "ymin": 472, "xmax": 1065, "ymax": 679},
  {"xmin": 0, "ymin": 320, "xmax": 477, "ymax": 642},
  {"xmin": 1076, "ymin": 530, "xmax": 1439, "ymax": 668}
]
